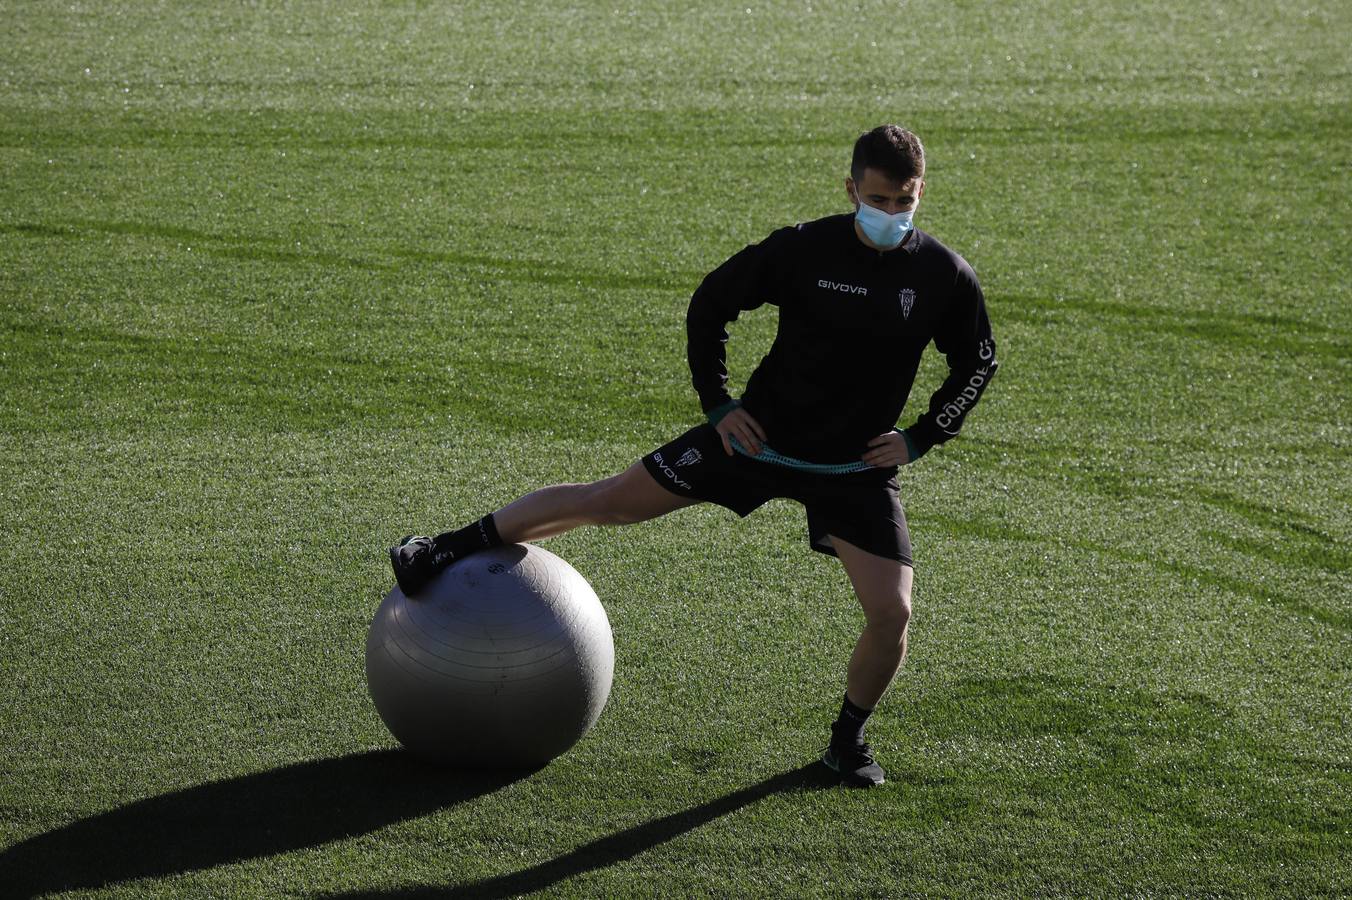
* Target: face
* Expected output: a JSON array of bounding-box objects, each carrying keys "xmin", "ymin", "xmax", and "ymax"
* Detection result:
[{"xmin": 846, "ymin": 167, "xmax": 923, "ymax": 214}]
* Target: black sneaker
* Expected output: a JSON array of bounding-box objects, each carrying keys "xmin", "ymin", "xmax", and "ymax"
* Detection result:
[
  {"xmin": 822, "ymin": 742, "xmax": 885, "ymax": 788},
  {"xmin": 388, "ymin": 535, "xmax": 451, "ymax": 596}
]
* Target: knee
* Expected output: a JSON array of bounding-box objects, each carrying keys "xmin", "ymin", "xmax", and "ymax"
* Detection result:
[{"xmin": 868, "ymin": 593, "xmax": 912, "ymax": 644}]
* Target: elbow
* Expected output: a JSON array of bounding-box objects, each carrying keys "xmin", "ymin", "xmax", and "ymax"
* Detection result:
[{"xmin": 978, "ymin": 337, "xmax": 997, "ymax": 368}]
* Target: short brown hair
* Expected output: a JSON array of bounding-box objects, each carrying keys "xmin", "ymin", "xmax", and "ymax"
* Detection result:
[{"xmin": 851, "ymin": 125, "xmax": 925, "ymax": 184}]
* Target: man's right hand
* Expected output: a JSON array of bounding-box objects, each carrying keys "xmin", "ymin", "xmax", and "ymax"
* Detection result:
[{"xmin": 715, "ymin": 406, "xmax": 767, "ymax": 457}]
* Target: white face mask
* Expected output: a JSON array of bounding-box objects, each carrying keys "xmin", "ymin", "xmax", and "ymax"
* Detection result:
[{"xmin": 854, "ymin": 198, "xmax": 916, "ymax": 249}]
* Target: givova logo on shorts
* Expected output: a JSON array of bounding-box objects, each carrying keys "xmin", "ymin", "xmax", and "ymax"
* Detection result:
[{"xmin": 652, "ymin": 452, "xmax": 693, "ymax": 490}]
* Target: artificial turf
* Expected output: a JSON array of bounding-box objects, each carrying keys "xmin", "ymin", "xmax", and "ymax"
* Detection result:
[{"xmin": 1, "ymin": 0, "xmax": 1348, "ymax": 896}]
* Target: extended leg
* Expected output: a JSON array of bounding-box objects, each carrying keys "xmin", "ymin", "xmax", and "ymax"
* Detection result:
[
  {"xmin": 494, "ymin": 461, "xmax": 699, "ymax": 544},
  {"xmin": 822, "ymin": 534, "xmax": 913, "ymax": 787},
  {"xmin": 391, "ymin": 463, "xmax": 697, "ymax": 594}
]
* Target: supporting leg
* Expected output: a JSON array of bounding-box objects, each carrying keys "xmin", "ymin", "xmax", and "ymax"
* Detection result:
[
  {"xmin": 820, "ymin": 534, "xmax": 913, "ymax": 787},
  {"xmin": 830, "ymin": 534, "xmax": 914, "ymax": 712}
]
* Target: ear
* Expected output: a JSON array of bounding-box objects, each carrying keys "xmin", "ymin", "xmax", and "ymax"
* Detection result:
[
  {"xmin": 844, "ymin": 176, "xmax": 859, "ymax": 208},
  {"xmin": 917, "ymin": 179, "xmax": 925, "ymax": 199}
]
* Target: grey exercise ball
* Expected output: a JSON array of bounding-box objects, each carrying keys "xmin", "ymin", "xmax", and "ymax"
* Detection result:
[{"xmin": 365, "ymin": 543, "xmax": 614, "ymax": 768}]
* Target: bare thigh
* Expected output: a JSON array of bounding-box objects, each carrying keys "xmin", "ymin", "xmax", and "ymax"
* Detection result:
[
  {"xmin": 591, "ymin": 461, "xmax": 702, "ymax": 524},
  {"xmin": 494, "ymin": 460, "xmax": 700, "ymax": 544},
  {"xmin": 830, "ymin": 533, "xmax": 914, "ymax": 627}
]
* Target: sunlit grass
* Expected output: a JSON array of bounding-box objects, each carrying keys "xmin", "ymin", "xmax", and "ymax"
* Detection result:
[{"xmin": 1, "ymin": 1, "xmax": 1348, "ymax": 896}]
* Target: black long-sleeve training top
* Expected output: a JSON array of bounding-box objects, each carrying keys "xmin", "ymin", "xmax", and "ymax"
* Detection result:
[{"xmin": 687, "ymin": 213, "xmax": 997, "ymax": 464}]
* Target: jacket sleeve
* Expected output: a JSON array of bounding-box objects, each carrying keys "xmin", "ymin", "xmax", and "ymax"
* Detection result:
[
  {"xmin": 905, "ymin": 260, "xmax": 998, "ymax": 457},
  {"xmin": 686, "ymin": 227, "xmax": 793, "ymax": 413}
]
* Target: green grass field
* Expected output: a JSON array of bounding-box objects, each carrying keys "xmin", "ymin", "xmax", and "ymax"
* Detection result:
[{"xmin": 2, "ymin": 1, "xmax": 1348, "ymax": 896}]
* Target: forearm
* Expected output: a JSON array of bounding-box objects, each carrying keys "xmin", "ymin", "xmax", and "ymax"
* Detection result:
[
  {"xmin": 685, "ymin": 331, "xmax": 733, "ymax": 412},
  {"xmin": 685, "ymin": 294, "xmax": 735, "ymax": 412},
  {"xmin": 905, "ymin": 337, "xmax": 998, "ymax": 456}
]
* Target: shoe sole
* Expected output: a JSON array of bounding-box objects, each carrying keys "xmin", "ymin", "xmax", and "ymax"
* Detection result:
[{"xmin": 389, "ymin": 545, "xmax": 424, "ymax": 597}]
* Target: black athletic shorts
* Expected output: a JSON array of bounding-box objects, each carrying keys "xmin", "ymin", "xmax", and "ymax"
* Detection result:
[{"xmin": 641, "ymin": 423, "xmax": 913, "ymax": 566}]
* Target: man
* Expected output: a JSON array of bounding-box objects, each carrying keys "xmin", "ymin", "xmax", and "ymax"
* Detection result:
[{"xmin": 391, "ymin": 125, "xmax": 997, "ymax": 787}]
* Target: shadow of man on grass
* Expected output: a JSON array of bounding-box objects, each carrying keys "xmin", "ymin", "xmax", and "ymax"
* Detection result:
[
  {"xmin": 0, "ymin": 749, "xmax": 527, "ymax": 898},
  {"xmin": 329, "ymin": 760, "xmax": 839, "ymax": 899}
]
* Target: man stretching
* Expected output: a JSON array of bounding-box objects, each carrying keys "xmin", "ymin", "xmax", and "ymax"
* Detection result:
[{"xmin": 391, "ymin": 125, "xmax": 998, "ymax": 787}]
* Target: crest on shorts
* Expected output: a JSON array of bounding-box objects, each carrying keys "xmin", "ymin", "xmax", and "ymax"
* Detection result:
[
  {"xmin": 676, "ymin": 447, "xmax": 703, "ymax": 467},
  {"xmin": 898, "ymin": 288, "xmax": 916, "ymax": 319}
]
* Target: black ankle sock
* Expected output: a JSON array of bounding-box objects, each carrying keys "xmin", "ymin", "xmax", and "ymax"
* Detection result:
[
  {"xmin": 431, "ymin": 514, "xmax": 504, "ymax": 562},
  {"xmin": 831, "ymin": 694, "xmax": 873, "ymax": 747}
]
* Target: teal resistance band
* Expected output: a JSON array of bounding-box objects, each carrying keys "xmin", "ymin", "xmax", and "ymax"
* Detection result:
[
  {"xmin": 708, "ymin": 399, "xmax": 896, "ymax": 473},
  {"xmin": 728, "ymin": 435, "xmax": 876, "ymax": 475}
]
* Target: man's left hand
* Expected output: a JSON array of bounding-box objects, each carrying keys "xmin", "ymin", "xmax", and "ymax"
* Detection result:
[{"xmin": 861, "ymin": 431, "xmax": 914, "ymax": 468}]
